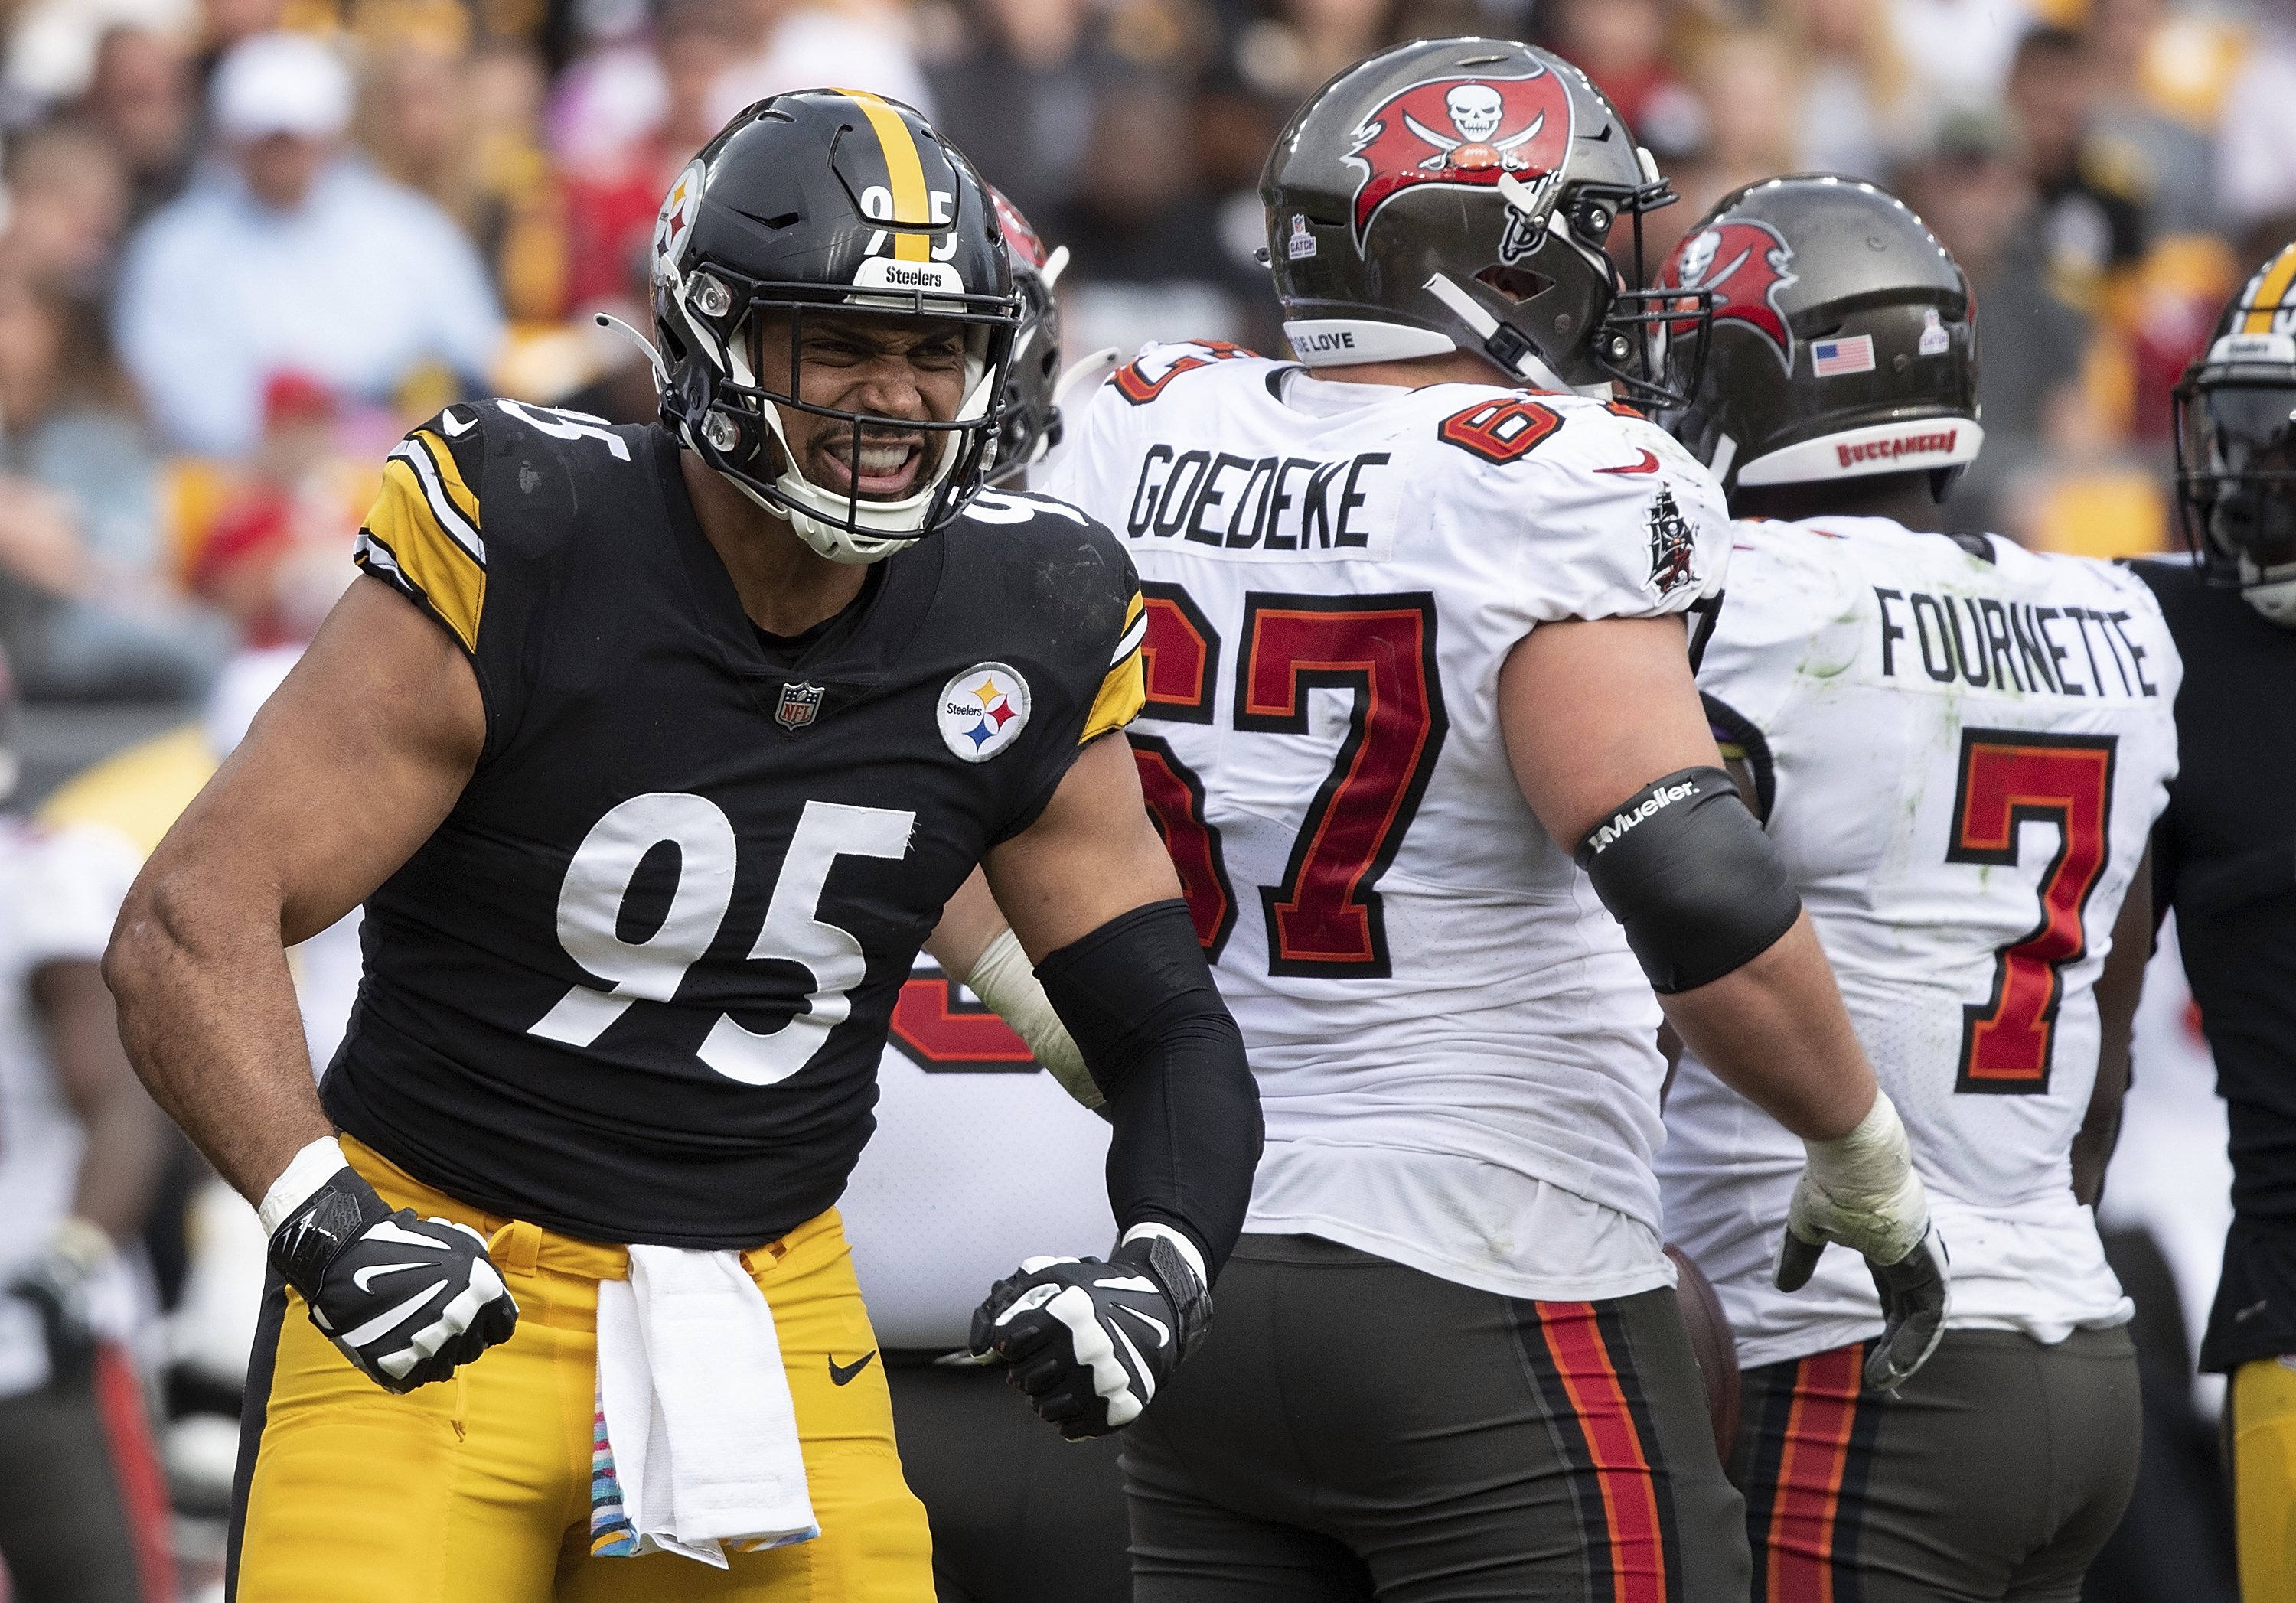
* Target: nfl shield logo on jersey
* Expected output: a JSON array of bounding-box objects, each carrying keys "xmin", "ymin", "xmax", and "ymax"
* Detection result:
[
  {"xmin": 938, "ymin": 663, "xmax": 1032, "ymax": 763},
  {"xmin": 776, "ymin": 680, "xmax": 825, "ymax": 731}
]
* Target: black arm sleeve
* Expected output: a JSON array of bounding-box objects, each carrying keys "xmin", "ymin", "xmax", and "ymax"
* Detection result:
[
  {"xmin": 1035, "ymin": 899, "xmax": 1262, "ymax": 1279},
  {"xmin": 1574, "ymin": 766, "xmax": 1802, "ymax": 994}
]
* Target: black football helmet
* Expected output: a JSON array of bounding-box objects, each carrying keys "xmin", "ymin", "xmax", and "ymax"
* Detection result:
[
  {"xmin": 1658, "ymin": 175, "xmax": 1981, "ymax": 505},
  {"xmin": 986, "ymin": 188, "xmax": 1065, "ymax": 486},
  {"xmin": 650, "ymin": 90, "xmax": 1019, "ymax": 563},
  {"xmin": 2173, "ymin": 240, "xmax": 2296, "ymax": 627},
  {"xmin": 1261, "ymin": 37, "xmax": 1705, "ymax": 404}
]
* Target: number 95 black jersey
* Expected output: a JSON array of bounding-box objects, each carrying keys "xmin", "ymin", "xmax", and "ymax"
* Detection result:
[{"xmin": 331, "ymin": 400, "xmax": 1144, "ymax": 1249}]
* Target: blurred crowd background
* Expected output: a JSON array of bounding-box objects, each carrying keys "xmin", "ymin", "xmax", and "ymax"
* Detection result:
[
  {"xmin": 0, "ymin": 0, "xmax": 2283, "ymax": 714},
  {"xmin": 0, "ymin": 0, "xmax": 2268, "ymax": 1592}
]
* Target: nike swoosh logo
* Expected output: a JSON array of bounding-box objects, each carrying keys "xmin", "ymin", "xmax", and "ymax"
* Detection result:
[
  {"xmin": 829, "ymin": 1351, "xmax": 878, "ymax": 1386},
  {"xmin": 1596, "ymin": 449, "xmax": 1662, "ymax": 475},
  {"xmin": 352, "ymin": 1261, "xmax": 432, "ymax": 1293},
  {"xmin": 440, "ymin": 409, "xmax": 475, "ymax": 437},
  {"xmin": 337, "ymin": 1279, "xmax": 449, "ymax": 1348},
  {"xmin": 1114, "ymin": 1302, "xmax": 1170, "ymax": 1348}
]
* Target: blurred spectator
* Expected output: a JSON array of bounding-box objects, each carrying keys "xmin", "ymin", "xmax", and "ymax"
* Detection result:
[
  {"xmin": 0, "ymin": 269, "xmax": 230, "ymax": 699},
  {"xmin": 4, "ymin": 120, "xmax": 131, "ymax": 292},
  {"xmin": 706, "ymin": 0, "xmax": 934, "ymax": 129},
  {"xmin": 1540, "ymin": 0, "xmax": 1704, "ymax": 160},
  {"xmin": 0, "ymin": 650, "xmax": 174, "ymax": 1603},
  {"xmin": 2089, "ymin": 0, "xmax": 2213, "ymax": 241},
  {"xmin": 2217, "ymin": 5, "xmax": 2296, "ymax": 234},
  {"xmin": 1765, "ymin": 0, "xmax": 1919, "ymax": 181},
  {"xmin": 1655, "ymin": 28, "xmax": 1803, "ymax": 264},
  {"xmin": 1889, "ymin": 0, "xmax": 2030, "ymax": 125},
  {"xmin": 1, "ymin": 0, "xmax": 193, "ymax": 116},
  {"xmin": 1045, "ymin": 85, "xmax": 1280, "ymax": 360},
  {"xmin": 556, "ymin": 0, "xmax": 733, "ymax": 313},
  {"xmin": 927, "ymin": 0, "xmax": 1105, "ymax": 223},
  {"xmin": 113, "ymin": 31, "xmax": 504, "ymax": 458},
  {"xmin": 2006, "ymin": 25, "xmax": 2147, "ymax": 315},
  {"xmin": 1898, "ymin": 110, "xmax": 2086, "ymax": 528},
  {"xmin": 77, "ymin": 26, "xmax": 196, "ymax": 226}
]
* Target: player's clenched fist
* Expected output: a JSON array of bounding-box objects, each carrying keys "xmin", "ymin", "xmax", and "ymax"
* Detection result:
[
  {"xmin": 1774, "ymin": 1089, "xmax": 1951, "ymax": 1391},
  {"xmin": 265, "ymin": 1153, "xmax": 517, "ymax": 1393},
  {"xmin": 970, "ymin": 1233, "xmax": 1210, "ymax": 1438}
]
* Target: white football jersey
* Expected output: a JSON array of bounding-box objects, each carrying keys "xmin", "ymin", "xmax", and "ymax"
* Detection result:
[
  {"xmin": 1658, "ymin": 516, "xmax": 2180, "ymax": 1368},
  {"xmin": 0, "ymin": 819, "xmax": 143, "ymax": 1396},
  {"xmin": 838, "ymin": 960, "xmax": 1116, "ymax": 1349},
  {"xmin": 1043, "ymin": 344, "xmax": 1732, "ymax": 1302}
]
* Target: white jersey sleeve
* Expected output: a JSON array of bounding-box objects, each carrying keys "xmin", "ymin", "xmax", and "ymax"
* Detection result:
[
  {"xmin": 836, "ymin": 961, "xmax": 1116, "ymax": 1349},
  {"xmin": 1042, "ymin": 345, "xmax": 1730, "ymax": 1303},
  {"xmin": 0, "ymin": 821, "xmax": 144, "ymax": 1396},
  {"xmin": 1658, "ymin": 517, "xmax": 2181, "ymax": 1367}
]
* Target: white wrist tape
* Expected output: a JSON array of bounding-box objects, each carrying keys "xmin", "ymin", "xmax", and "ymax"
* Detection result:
[
  {"xmin": 966, "ymin": 928, "xmax": 1102, "ymax": 1110},
  {"xmin": 256, "ymin": 1135, "xmax": 352, "ymax": 1236},
  {"xmin": 1120, "ymin": 1222, "xmax": 1207, "ymax": 1288},
  {"xmin": 1795, "ymin": 1090, "xmax": 1929, "ymax": 1264}
]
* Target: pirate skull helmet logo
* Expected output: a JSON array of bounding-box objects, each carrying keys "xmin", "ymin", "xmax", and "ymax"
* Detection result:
[
  {"xmin": 1342, "ymin": 70, "xmax": 1574, "ymax": 246},
  {"xmin": 1661, "ymin": 219, "xmax": 1800, "ymax": 373}
]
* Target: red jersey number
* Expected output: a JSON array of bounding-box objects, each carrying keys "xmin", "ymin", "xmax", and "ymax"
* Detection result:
[{"xmin": 1945, "ymin": 729, "xmax": 2117, "ymax": 1094}]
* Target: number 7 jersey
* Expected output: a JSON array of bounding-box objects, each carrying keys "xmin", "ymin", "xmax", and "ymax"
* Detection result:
[
  {"xmin": 1658, "ymin": 516, "xmax": 2180, "ymax": 1367},
  {"xmin": 1044, "ymin": 345, "xmax": 1733, "ymax": 1302}
]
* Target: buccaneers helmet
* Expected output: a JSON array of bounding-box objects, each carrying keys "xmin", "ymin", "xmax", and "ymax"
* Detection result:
[
  {"xmin": 2174, "ymin": 240, "xmax": 2296, "ymax": 626},
  {"xmin": 651, "ymin": 91, "xmax": 1019, "ymax": 564},
  {"xmin": 1261, "ymin": 37, "xmax": 1703, "ymax": 404},
  {"xmin": 986, "ymin": 189, "xmax": 1066, "ymax": 486},
  {"xmin": 1659, "ymin": 175, "xmax": 1981, "ymax": 503}
]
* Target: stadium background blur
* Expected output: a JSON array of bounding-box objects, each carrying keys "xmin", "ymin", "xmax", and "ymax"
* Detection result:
[{"xmin": 0, "ymin": 0, "xmax": 2265, "ymax": 1592}]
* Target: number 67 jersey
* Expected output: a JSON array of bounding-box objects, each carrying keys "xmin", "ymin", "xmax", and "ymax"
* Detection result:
[
  {"xmin": 1658, "ymin": 516, "xmax": 2180, "ymax": 1367},
  {"xmin": 1044, "ymin": 344, "xmax": 1732, "ymax": 1302}
]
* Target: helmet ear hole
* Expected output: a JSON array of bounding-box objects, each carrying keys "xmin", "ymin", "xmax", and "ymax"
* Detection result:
[{"xmin": 1476, "ymin": 265, "xmax": 1553, "ymax": 304}]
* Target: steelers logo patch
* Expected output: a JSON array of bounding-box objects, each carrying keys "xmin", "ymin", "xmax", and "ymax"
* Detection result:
[
  {"xmin": 653, "ymin": 159, "xmax": 706, "ymax": 282},
  {"xmin": 938, "ymin": 663, "xmax": 1032, "ymax": 763}
]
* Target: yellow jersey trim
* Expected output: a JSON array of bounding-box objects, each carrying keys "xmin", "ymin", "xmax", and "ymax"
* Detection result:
[
  {"xmin": 1082, "ymin": 591, "xmax": 1147, "ymax": 743},
  {"xmin": 358, "ymin": 455, "xmax": 486, "ymax": 653},
  {"xmin": 837, "ymin": 89, "xmax": 932, "ymax": 262}
]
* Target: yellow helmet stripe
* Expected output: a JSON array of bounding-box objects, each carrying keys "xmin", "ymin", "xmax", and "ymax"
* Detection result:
[
  {"xmin": 837, "ymin": 89, "xmax": 932, "ymax": 262},
  {"xmin": 2243, "ymin": 244, "xmax": 2296, "ymax": 334}
]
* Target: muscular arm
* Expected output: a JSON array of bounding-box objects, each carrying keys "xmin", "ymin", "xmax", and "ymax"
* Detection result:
[
  {"xmin": 2075, "ymin": 843, "xmax": 2152, "ymax": 1208},
  {"xmin": 984, "ymin": 734, "xmax": 1259, "ymax": 1270},
  {"xmin": 29, "ymin": 959, "xmax": 165, "ymax": 1243},
  {"xmin": 983, "ymin": 733, "xmax": 1182, "ymax": 958},
  {"xmin": 921, "ymin": 868, "xmax": 1005, "ymax": 979},
  {"xmin": 103, "ymin": 578, "xmax": 484, "ymax": 1203},
  {"xmin": 1499, "ymin": 616, "xmax": 1876, "ymax": 1141}
]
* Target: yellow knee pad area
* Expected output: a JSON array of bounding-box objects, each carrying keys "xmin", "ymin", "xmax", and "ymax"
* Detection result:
[{"xmin": 2232, "ymin": 1357, "xmax": 2296, "ymax": 1601}]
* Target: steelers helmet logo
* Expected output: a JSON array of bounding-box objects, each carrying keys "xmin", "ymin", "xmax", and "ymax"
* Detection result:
[
  {"xmin": 653, "ymin": 159, "xmax": 706, "ymax": 282},
  {"xmin": 938, "ymin": 663, "xmax": 1032, "ymax": 762}
]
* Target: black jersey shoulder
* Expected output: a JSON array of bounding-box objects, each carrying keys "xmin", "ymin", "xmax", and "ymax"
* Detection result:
[
  {"xmin": 351, "ymin": 398, "xmax": 660, "ymax": 658},
  {"xmin": 938, "ymin": 488, "xmax": 1141, "ymax": 685}
]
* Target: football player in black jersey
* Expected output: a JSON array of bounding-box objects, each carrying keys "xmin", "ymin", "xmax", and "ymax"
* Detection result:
[
  {"xmin": 103, "ymin": 93, "xmax": 1261, "ymax": 1601},
  {"xmin": 2141, "ymin": 240, "xmax": 2296, "ymax": 1602}
]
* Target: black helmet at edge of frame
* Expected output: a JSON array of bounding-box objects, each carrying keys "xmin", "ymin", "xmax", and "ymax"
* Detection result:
[{"xmin": 2172, "ymin": 239, "xmax": 2296, "ymax": 627}]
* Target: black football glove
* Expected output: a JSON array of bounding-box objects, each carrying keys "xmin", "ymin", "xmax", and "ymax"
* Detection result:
[
  {"xmin": 970, "ymin": 1233, "xmax": 1210, "ymax": 1439},
  {"xmin": 267, "ymin": 1166, "xmax": 518, "ymax": 1393},
  {"xmin": 8, "ymin": 1218, "xmax": 112, "ymax": 1386}
]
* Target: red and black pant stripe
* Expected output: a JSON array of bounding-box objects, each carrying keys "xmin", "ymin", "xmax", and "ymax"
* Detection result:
[
  {"xmin": 1514, "ymin": 1298, "xmax": 1687, "ymax": 1603},
  {"xmin": 1739, "ymin": 1342, "xmax": 1885, "ymax": 1603}
]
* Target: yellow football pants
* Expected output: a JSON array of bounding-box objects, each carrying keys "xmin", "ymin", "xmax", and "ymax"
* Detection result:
[
  {"xmin": 2233, "ymin": 1356, "xmax": 2296, "ymax": 1602},
  {"xmin": 230, "ymin": 1135, "xmax": 934, "ymax": 1602}
]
